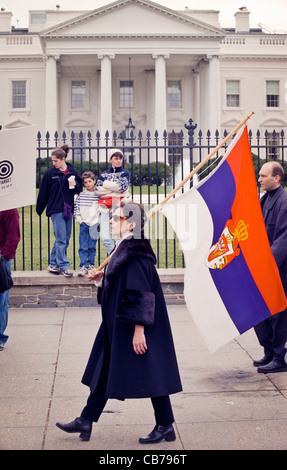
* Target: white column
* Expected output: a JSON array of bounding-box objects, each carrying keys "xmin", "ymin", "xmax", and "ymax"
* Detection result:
[
  {"xmin": 98, "ymin": 54, "xmax": 114, "ymax": 143},
  {"xmin": 44, "ymin": 55, "xmax": 59, "ymax": 134},
  {"xmin": 152, "ymin": 54, "xmax": 169, "ymax": 142},
  {"xmin": 145, "ymin": 69, "xmax": 155, "ymax": 131},
  {"xmin": 192, "ymin": 71, "xmax": 200, "ymax": 126},
  {"xmin": 206, "ymin": 55, "xmax": 221, "ymax": 137}
]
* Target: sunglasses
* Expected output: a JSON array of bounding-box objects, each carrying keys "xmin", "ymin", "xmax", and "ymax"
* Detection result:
[{"xmin": 111, "ymin": 215, "xmax": 127, "ymax": 222}]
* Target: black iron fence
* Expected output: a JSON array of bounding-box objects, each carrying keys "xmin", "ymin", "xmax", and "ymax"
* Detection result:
[{"xmin": 13, "ymin": 120, "xmax": 286, "ymax": 271}]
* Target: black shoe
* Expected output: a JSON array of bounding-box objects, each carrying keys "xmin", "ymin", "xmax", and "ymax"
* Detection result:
[
  {"xmin": 139, "ymin": 424, "xmax": 176, "ymax": 444},
  {"xmin": 253, "ymin": 356, "xmax": 273, "ymax": 367},
  {"xmin": 257, "ymin": 359, "xmax": 287, "ymax": 374},
  {"xmin": 56, "ymin": 417, "xmax": 92, "ymax": 441}
]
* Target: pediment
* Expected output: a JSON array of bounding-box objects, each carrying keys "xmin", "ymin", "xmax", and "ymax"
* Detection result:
[
  {"xmin": 65, "ymin": 118, "xmax": 95, "ymax": 128},
  {"xmin": 221, "ymin": 118, "xmax": 241, "ymax": 128},
  {"xmin": 261, "ymin": 117, "xmax": 287, "ymax": 128},
  {"xmin": 40, "ymin": 0, "xmax": 225, "ymax": 39},
  {"xmin": 5, "ymin": 119, "xmax": 33, "ymax": 128}
]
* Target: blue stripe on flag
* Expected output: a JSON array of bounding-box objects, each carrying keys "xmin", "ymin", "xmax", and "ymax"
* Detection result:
[
  {"xmin": 198, "ymin": 161, "xmax": 235, "ymax": 244},
  {"xmin": 210, "ymin": 251, "xmax": 271, "ymax": 333},
  {"xmin": 197, "ymin": 160, "xmax": 271, "ymax": 333}
]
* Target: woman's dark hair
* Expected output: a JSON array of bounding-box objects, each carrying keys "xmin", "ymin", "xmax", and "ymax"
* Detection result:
[
  {"xmin": 120, "ymin": 201, "xmax": 146, "ymax": 238},
  {"xmin": 61, "ymin": 144, "xmax": 70, "ymax": 157},
  {"xmin": 51, "ymin": 144, "xmax": 70, "ymax": 160}
]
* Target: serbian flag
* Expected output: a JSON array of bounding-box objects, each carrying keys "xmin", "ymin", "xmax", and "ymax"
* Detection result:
[{"xmin": 161, "ymin": 125, "xmax": 287, "ymax": 352}]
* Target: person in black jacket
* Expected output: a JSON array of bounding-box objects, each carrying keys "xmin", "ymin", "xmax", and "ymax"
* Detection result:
[
  {"xmin": 254, "ymin": 161, "xmax": 287, "ymax": 373},
  {"xmin": 56, "ymin": 202, "xmax": 182, "ymax": 443},
  {"xmin": 36, "ymin": 145, "xmax": 82, "ymax": 277}
]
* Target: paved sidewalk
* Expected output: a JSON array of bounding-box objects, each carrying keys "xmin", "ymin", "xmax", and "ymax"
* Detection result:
[{"xmin": 0, "ymin": 305, "xmax": 287, "ymax": 451}]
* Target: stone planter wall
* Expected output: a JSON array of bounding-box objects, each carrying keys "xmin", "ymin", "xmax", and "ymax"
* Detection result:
[{"xmin": 9, "ymin": 269, "xmax": 185, "ymax": 308}]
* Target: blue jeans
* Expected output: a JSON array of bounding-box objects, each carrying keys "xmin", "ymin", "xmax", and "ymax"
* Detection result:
[
  {"xmin": 100, "ymin": 212, "xmax": 115, "ymax": 255},
  {"xmin": 79, "ymin": 223, "xmax": 99, "ymax": 267},
  {"xmin": 50, "ymin": 212, "xmax": 73, "ymax": 271},
  {"xmin": 0, "ymin": 259, "xmax": 11, "ymax": 345}
]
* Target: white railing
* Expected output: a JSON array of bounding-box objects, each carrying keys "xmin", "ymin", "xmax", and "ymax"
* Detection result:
[
  {"xmin": 222, "ymin": 35, "xmax": 286, "ymax": 47},
  {"xmin": 259, "ymin": 37, "xmax": 285, "ymax": 45},
  {"xmin": 6, "ymin": 36, "xmax": 33, "ymax": 45},
  {"xmin": 221, "ymin": 36, "xmax": 246, "ymax": 45}
]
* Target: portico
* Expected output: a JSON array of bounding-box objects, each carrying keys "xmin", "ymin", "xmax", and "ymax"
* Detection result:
[
  {"xmin": 0, "ymin": 0, "xmax": 286, "ymax": 158},
  {"xmin": 40, "ymin": 0, "xmax": 225, "ymax": 141}
]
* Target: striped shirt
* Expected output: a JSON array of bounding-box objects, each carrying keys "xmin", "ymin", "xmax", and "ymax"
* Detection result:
[{"xmin": 74, "ymin": 190, "xmax": 99, "ymax": 226}]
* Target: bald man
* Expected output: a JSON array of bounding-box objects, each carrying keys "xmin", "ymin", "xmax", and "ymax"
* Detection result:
[{"xmin": 254, "ymin": 161, "xmax": 287, "ymax": 373}]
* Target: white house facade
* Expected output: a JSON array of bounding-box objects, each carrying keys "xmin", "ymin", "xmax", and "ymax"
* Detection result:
[{"xmin": 0, "ymin": 0, "xmax": 286, "ymax": 160}]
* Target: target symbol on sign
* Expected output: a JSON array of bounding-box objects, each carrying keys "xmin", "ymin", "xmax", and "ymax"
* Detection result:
[{"xmin": 0, "ymin": 160, "xmax": 14, "ymax": 179}]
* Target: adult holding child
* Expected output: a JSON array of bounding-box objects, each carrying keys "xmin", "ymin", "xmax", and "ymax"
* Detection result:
[
  {"xmin": 95, "ymin": 149, "xmax": 130, "ymax": 255},
  {"xmin": 36, "ymin": 144, "xmax": 82, "ymax": 277}
]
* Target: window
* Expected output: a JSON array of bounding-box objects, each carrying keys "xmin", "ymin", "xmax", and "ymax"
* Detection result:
[
  {"xmin": 73, "ymin": 132, "xmax": 86, "ymax": 161},
  {"xmin": 167, "ymin": 80, "xmax": 181, "ymax": 108},
  {"xmin": 168, "ymin": 132, "xmax": 183, "ymax": 166},
  {"xmin": 71, "ymin": 81, "xmax": 86, "ymax": 109},
  {"xmin": 266, "ymin": 80, "xmax": 279, "ymax": 107},
  {"xmin": 267, "ymin": 132, "xmax": 280, "ymax": 159},
  {"xmin": 120, "ymin": 80, "xmax": 134, "ymax": 108},
  {"xmin": 12, "ymin": 81, "xmax": 26, "ymax": 109},
  {"xmin": 30, "ymin": 13, "xmax": 47, "ymax": 24},
  {"xmin": 226, "ymin": 80, "xmax": 240, "ymax": 107}
]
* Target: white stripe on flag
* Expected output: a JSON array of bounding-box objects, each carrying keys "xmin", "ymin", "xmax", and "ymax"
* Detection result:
[{"xmin": 161, "ymin": 188, "xmax": 239, "ymax": 352}]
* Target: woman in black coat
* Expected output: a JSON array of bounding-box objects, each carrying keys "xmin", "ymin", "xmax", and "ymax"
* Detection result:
[{"xmin": 56, "ymin": 202, "xmax": 182, "ymax": 443}]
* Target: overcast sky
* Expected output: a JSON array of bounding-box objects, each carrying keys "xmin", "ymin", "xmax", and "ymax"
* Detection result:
[{"xmin": 2, "ymin": 0, "xmax": 287, "ymax": 33}]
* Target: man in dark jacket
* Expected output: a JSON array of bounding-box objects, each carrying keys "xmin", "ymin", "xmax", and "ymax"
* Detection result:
[
  {"xmin": 254, "ymin": 161, "xmax": 287, "ymax": 373},
  {"xmin": 0, "ymin": 209, "xmax": 20, "ymax": 350},
  {"xmin": 56, "ymin": 202, "xmax": 182, "ymax": 444}
]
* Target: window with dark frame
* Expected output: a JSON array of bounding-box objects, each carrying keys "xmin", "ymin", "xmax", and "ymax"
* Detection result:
[
  {"xmin": 120, "ymin": 80, "xmax": 134, "ymax": 108},
  {"xmin": 226, "ymin": 80, "xmax": 240, "ymax": 107},
  {"xmin": 266, "ymin": 80, "xmax": 279, "ymax": 107},
  {"xmin": 267, "ymin": 132, "xmax": 280, "ymax": 159},
  {"xmin": 168, "ymin": 132, "xmax": 183, "ymax": 166}
]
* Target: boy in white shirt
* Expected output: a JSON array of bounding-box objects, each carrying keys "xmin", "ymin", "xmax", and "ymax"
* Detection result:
[{"xmin": 74, "ymin": 171, "xmax": 99, "ymax": 277}]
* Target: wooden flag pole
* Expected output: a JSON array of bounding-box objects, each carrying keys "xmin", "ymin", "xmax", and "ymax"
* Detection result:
[
  {"xmin": 146, "ymin": 111, "xmax": 254, "ymax": 221},
  {"xmin": 95, "ymin": 111, "xmax": 254, "ymax": 272}
]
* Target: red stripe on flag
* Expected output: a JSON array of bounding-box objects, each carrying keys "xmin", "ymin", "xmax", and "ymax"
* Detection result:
[{"xmin": 228, "ymin": 127, "xmax": 287, "ymax": 315}]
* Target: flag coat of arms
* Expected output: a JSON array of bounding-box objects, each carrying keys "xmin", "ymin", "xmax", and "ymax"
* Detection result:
[{"xmin": 161, "ymin": 125, "xmax": 287, "ymax": 352}]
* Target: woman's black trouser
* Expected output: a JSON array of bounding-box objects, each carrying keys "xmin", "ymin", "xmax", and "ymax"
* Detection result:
[{"xmin": 81, "ymin": 392, "xmax": 174, "ymax": 427}]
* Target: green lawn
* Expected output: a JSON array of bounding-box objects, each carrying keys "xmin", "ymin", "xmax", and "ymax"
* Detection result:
[{"xmin": 13, "ymin": 186, "xmax": 184, "ymax": 271}]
